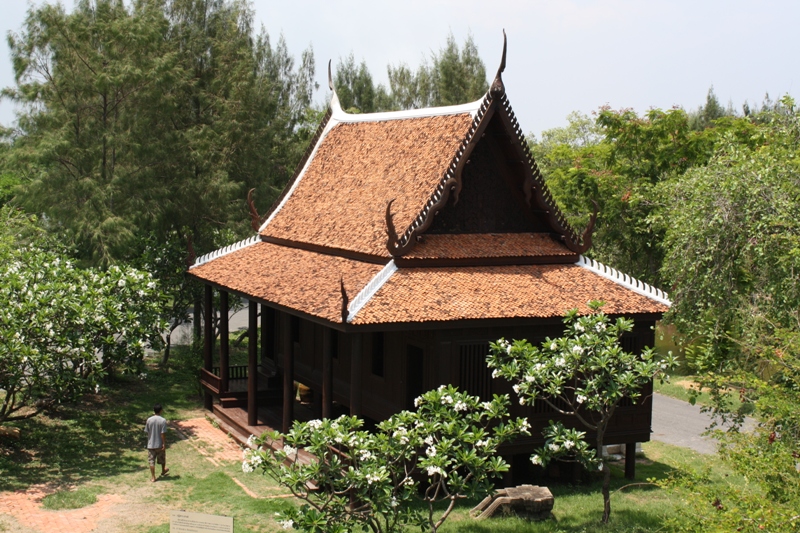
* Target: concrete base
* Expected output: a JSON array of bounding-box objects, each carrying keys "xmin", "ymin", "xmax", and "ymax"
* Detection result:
[{"xmin": 471, "ymin": 485, "xmax": 554, "ymax": 521}]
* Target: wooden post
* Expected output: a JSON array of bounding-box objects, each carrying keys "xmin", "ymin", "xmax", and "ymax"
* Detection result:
[
  {"xmin": 322, "ymin": 327, "xmax": 333, "ymax": 419},
  {"xmin": 261, "ymin": 305, "xmax": 275, "ymax": 363},
  {"xmin": 625, "ymin": 442, "xmax": 636, "ymax": 479},
  {"xmin": 260, "ymin": 304, "xmax": 268, "ymax": 363},
  {"xmin": 203, "ymin": 285, "xmax": 213, "ymax": 411},
  {"xmin": 350, "ymin": 333, "xmax": 363, "ymax": 417},
  {"xmin": 248, "ymin": 300, "xmax": 258, "ymax": 427},
  {"xmin": 282, "ymin": 313, "xmax": 294, "ymax": 434},
  {"xmin": 219, "ymin": 291, "xmax": 229, "ymax": 394}
]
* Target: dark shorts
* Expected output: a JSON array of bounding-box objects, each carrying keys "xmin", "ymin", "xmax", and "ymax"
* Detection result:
[{"xmin": 148, "ymin": 448, "xmax": 165, "ymax": 466}]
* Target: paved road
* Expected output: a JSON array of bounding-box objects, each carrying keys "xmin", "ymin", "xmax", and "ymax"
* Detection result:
[
  {"xmin": 169, "ymin": 305, "xmax": 249, "ymax": 345},
  {"xmin": 651, "ymin": 392, "xmax": 756, "ymax": 454},
  {"xmin": 651, "ymin": 393, "xmax": 719, "ymax": 454}
]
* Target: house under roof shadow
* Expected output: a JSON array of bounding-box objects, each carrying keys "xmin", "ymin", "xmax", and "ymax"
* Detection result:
[{"xmin": 187, "ymin": 35, "xmax": 670, "ymax": 481}]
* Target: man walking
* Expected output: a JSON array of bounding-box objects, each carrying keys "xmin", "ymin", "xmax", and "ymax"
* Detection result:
[{"xmin": 145, "ymin": 404, "xmax": 169, "ymax": 482}]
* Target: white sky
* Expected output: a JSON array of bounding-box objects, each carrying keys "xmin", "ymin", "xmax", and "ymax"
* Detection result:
[{"xmin": 1, "ymin": 0, "xmax": 799, "ymax": 137}]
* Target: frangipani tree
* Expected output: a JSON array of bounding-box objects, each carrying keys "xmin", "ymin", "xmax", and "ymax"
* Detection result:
[
  {"xmin": 244, "ymin": 385, "xmax": 530, "ymax": 533},
  {"xmin": 0, "ymin": 207, "xmax": 165, "ymax": 425},
  {"xmin": 487, "ymin": 301, "xmax": 675, "ymax": 523}
]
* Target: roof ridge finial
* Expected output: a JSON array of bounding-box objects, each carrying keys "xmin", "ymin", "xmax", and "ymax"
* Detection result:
[
  {"xmin": 490, "ymin": 30, "xmax": 507, "ymax": 98},
  {"xmin": 328, "ymin": 59, "xmax": 344, "ymax": 116}
]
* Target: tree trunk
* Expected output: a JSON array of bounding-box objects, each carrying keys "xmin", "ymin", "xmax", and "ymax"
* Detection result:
[
  {"xmin": 161, "ymin": 332, "xmax": 172, "ymax": 367},
  {"xmin": 601, "ymin": 462, "xmax": 611, "ymax": 523},
  {"xmin": 193, "ymin": 293, "xmax": 202, "ymax": 343},
  {"xmin": 598, "ymin": 430, "xmax": 611, "ymax": 523},
  {"xmin": 161, "ymin": 319, "xmax": 180, "ymax": 366}
]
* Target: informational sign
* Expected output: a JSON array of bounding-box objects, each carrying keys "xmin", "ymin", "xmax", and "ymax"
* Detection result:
[{"xmin": 170, "ymin": 510, "xmax": 233, "ymax": 533}]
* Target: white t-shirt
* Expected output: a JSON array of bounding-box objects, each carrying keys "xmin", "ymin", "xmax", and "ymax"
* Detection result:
[{"xmin": 145, "ymin": 414, "xmax": 167, "ymax": 449}]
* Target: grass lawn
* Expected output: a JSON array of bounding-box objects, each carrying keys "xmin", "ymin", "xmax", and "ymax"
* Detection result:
[
  {"xmin": 0, "ymin": 345, "xmax": 746, "ymax": 532},
  {"xmin": 654, "ymin": 376, "xmax": 750, "ymax": 418}
]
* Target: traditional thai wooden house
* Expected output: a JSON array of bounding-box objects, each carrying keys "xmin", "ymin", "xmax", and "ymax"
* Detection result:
[{"xmin": 187, "ymin": 40, "xmax": 670, "ymax": 480}]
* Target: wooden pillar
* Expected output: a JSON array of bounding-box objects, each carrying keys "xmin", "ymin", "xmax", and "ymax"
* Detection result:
[
  {"xmin": 260, "ymin": 304, "xmax": 268, "ymax": 363},
  {"xmin": 625, "ymin": 442, "xmax": 636, "ymax": 479},
  {"xmin": 248, "ymin": 300, "xmax": 258, "ymax": 427},
  {"xmin": 219, "ymin": 290, "xmax": 229, "ymax": 394},
  {"xmin": 349, "ymin": 333, "xmax": 363, "ymax": 417},
  {"xmin": 203, "ymin": 285, "xmax": 213, "ymax": 411},
  {"xmin": 261, "ymin": 305, "xmax": 275, "ymax": 363},
  {"xmin": 322, "ymin": 328, "xmax": 333, "ymax": 419},
  {"xmin": 282, "ymin": 314, "xmax": 294, "ymax": 434}
]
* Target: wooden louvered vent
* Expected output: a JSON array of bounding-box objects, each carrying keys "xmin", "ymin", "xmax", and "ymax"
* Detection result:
[{"xmin": 459, "ymin": 342, "xmax": 493, "ymax": 402}]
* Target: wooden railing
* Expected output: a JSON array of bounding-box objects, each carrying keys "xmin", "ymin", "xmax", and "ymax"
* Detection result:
[
  {"xmin": 199, "ymin": 368, "xmax": 221, "ymax": 393},
  {"xmin": 211, "ymin": 365, "xmax": 248, "ymax": 379}
]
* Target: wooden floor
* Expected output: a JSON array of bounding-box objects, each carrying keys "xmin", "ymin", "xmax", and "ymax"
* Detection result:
[
  {"xmin": 225, "ymin": 377, "xmax": 271, "ymax": 393},
  {"xmin": 210, "ymin": 400, "xmax": 319, "ymax": 465}
]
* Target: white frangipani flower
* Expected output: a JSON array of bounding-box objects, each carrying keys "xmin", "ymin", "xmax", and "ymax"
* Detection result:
[
  {"xmin": 282, "ymin": 444, "xmax": 297, "ymax": 457},
  {"xmin": 426, "ymin": 465, "xmax": 445, "ymax": 477}
]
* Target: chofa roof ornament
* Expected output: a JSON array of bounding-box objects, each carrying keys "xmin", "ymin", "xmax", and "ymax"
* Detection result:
[
  {"xmin": 328, "ymin": 59, "xmax": 343, "ymax": 115},
  {"xmin": 490, "ymin": 30, "xmax": 507, "ymax": 98},
  {"xmin": 247, "ymin": 188, "xmax": 267, "ymax": 232}
]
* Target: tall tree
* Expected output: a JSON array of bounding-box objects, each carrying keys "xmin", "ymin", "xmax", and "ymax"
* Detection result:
[
  {"xmin": 534, "ymin": 103, "xmax": 757, "ymax": 286},
  {"xmin": 5, "ymin": 0, "xmax": 317, "ymax": 265},
  {"xmin": 386, "ymin": 32, "xmax": 488, "ymax": 110},
  {"xmin": 689, "ymin": 86, "xmax": 734, "ymax": 130},
  {"xmin": 334, "ymin": 32, "xmax": 490, "ymax": 114},
  {"xmin": 6, "ymin": 0, "xmax": 176, "ymax": 264},
  {"xmin": 659, "ymin": 95, "xmax": 800, "ymax": 533},
  {"xmin": 334, "ymin": 53, "xmax": 380, "ymax": 113},
  {"xmin": 428, "ymin": 32, "xmax": 487, "ymax": 107}
]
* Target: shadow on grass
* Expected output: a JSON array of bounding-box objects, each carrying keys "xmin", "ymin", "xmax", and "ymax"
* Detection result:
[
  {"xmin": 0, "ymin": 351, "xmax": 204, "ymax": 492},
  {"xmin": 433, "ymin": 458, "xmax": 691, "ymax": 532}
]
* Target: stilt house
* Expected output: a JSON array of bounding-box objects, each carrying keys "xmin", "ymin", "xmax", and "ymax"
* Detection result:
[{"xmin": 188, "ymin": 40, "xmax": 670, "ymax": 480}]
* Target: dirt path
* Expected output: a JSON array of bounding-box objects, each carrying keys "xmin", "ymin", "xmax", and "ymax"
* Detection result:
[{"xmin": 0, "ymin": 418, "xmax": 244, "ymax": 533}]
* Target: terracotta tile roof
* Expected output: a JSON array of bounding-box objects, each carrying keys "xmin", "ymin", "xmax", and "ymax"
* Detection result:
[
  {"xmin": 190, "ymin": 242, "xmax": 384, "ymax": 322},
  {"xmin": 350, "ymin": 264, "xmax": 668, "ymax": 325},
  {"xmin": 405, "ymin": 233, "xmax": 574, "ymax": 260},
  {"xmin": 261, "ymin": 114, "xmax": 474, "ymax": 257}
]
